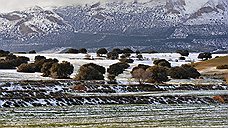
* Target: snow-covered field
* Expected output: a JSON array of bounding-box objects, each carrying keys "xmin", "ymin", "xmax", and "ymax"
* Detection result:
[
  {"xmin": 1, "ymin": 104, "xmax": 228, "ymax": 127},
  {"xmin": 0, "ymin": 53, "xmax": 225, "ymax": 84}
]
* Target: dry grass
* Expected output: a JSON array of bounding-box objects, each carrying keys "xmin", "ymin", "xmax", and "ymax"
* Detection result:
[
  {"xmin": 191, "ymin": 56, "xmax": 228, "ymax": 78},
  {"xmin": 192, "ymin": 56, "xmax": 228, "ymax": 70},
  {"xmin": 224, "ymin": 75, "xmax": 228, "ymax": 84}
]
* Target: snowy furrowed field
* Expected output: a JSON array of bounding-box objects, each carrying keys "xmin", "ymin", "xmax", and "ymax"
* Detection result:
[{"xmin": 1, "ymin": 104, "xmax": 228, "ymax": 127}]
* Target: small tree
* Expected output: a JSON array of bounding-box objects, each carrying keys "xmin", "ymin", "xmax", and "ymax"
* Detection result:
[
  {"xmin": 145, "ymin": 50, "xmax": 158, "ymax": 54},
  {"xmin": 153, "ymin": 59, "xmax": 171, "ymax": 68},
  {"xmin": 28, "ymin": 50, "xmax": 36, "ymax": 54},
  {"xmin": 5, "ymin": 55, "xmax": 30, "ymax": 67},
  {"xmin": 181, "ymin": 64, "xmax": 200, "ymax": 79},
  {"xmin": 66, "ymin": 48, "xmax": 79, "ymax": 54},
  {"xmin": 135, "ymin": 50, "xmax": 141, "ymax": 55},
  {"xmin": 131, "ymin": 68, "xmax": 146, "ymax": 84},
  {"xmin": 107, "ymin": 74, "xmax": 117, "ymax": 84},
  {"xmin": 168, "ymin": 67, "xmax": 189, "ymax": 79},
  {"xmin": 124, "ymin": 53, "xmax": 131, "ymax": 58},
  {"xmin": 35, "ymin": 55, "xmax": 46, "ymax": 62},
  {"xmin": 14, "ymin": 56, "xmax": 30, "ymax": 67},
  {"xmin": 17, "ymin": 63, "xmax": 36, "ymax": 73},
  {"xmin": 145, "ymin": 66, "xmax": 169, "ymax": 83},
  {"xmin": 168, "ymin": 64, "xmax": 200, "ymax": 79},
  {"xmin": 176, "ymin": 50, "xmax": 189, "ymax": 57},
  {"xmin": 41, "ymin": 62, "xmax": 57, "ymax": 77},
  {"xmin": 82, "ymin": 63, "xmax": 106, "ymax": 74},
  {"xmin": 198, "ymin": 52, "xmax": 212, "ymax": 60},
  {"xmin": 79, "ymin": 48, "xmax": 87, "ymax": 54},
  {"xmin": 0, "ymin": 50, "xmax": 10, "ymax": 57},
  {"xmin": 50, "ymin": 61, "xmax": 74, "ymax": 79},
  {"xmin": 179, "ymin": 57, "xmax": 186, "ymax": 60},
  {"xmin": 119, "ymin": 58, "xmax": 134, "ymax": 63},
  {"xmin": 138, "ymin": 64, "xmax": 150, "ymax": 70},
  {"xmin": 112, "ymin": 48, "xmax": 123, "ymax": 54},
  {"xmin": 107, "ymin": 63, "xmax": 127, "ymax": 76},
  {"xmin": 0, "ymin": 60, "xmax": 15, "ymax": 69},
  {"xmin": 96, "ymin": 48, "xmax": 108, "ymax": 57},
  {"xmin": 137, "ymin": 54, "xmax": 143, "ymax": 61},
  {"xmin": 107, "ymin": 62, "xmax": 130, "ymax": 82},
  {"xmin": 34, "ymin": 58, "xmax": 59, "ymax": 72},
  {"xmin": 107, "ymin": 52, "xmax": 119, "ymax": 60},
  {"xmin": 74, "ymin": 63, "xmax": 105, "ymax": 80},
  {"xmin": 122, "ymin": 48, "xmax": 134, "ymax": 54}
]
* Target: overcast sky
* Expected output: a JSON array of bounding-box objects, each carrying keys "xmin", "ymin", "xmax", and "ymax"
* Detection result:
[{"xmin": 0, "ymin": 0, "xmax": 139, "ymax": 13}]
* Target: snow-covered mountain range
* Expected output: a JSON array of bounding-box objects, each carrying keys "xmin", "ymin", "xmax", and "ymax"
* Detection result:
[{"xmin": 0, "ymin": 0, "xmax": 228, "ymax": 52}]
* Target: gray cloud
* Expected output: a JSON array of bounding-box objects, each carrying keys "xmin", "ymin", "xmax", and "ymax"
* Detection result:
[{"xmin": 0, "ymin": 0, "xmax": 139, "ymax": 13}]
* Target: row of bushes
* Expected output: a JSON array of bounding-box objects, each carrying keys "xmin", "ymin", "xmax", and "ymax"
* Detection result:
[
  {"xmin": 0, "ymin": 54, "xmax": 30, "ymax": 69},
  {"xmin": 66, "ymin": 48, "xmax": 158, "ymax": 55},
  {"xmin": 130, "ymin": 59, "xmax": 200, "ymax": 83},
  {"xmin": 17, "ymin": 56, "xmax": 74, "ymax": 79},
  {"xmin": 74, "ymin": 58, "xmax": 200, "ymax": 84}
]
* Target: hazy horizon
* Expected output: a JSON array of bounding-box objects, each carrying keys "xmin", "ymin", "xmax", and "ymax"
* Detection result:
[{"xmin": 0, "ymin": 0, "xmax": 141, "ymax": 13}]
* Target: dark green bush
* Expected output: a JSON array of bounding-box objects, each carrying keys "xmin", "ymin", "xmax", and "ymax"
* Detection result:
[
  {"xmin": 179, "ymin": 57, "xmax": 186, "ymax": 60},
  {"xmin": 112, "ymin": 48, "xmax": 123, "ymax": 54},
  {"xmin": 0, "ymin": 60, "xmax": 15, "ymax": 69},
  {"xmin": 198, "ymin": 52, "xmax": 212, "ymax": 60},
  {"xmin": 146, "ymin": 66, "xmax": 169, "ymax": 83},
  {"xmin": 50, "ymin": 61, "xmax": 74, "ymax": 79},
  {"xmin": 107, "ymin": 62, "xmax": 129, "ymax": 76},
  {"xmin": 82, "ymin": 63, "xmax": 106, "ymax": 74},
  {"xmin": 79, "ymin": 48, "xmax": 87, "ymax": 54},
  {"xmin": 74, "ymin": 63, "xmax": 105, "ymax": 80},
  {"xmin": 107, "ymin": 52, "xmax": 119, "ymax": 60},
  {"xmin": 176, "ymin": 50, "xmax": 189, "ymax": 57},
  {"xmin": 96, "ymin": 48, "xmax": 108, "ymax": 56},
  {"xmin": 119, "ymin": 58, "xmax": 134, "ymax": 63},
  {"xmin": 65, "ymin": 48, "xmax": 79, "ymax": 54},
  {"xmin": 41, "ymin": 62, "xmax": 57, "ymax": 77},
  {"xmin": 153, "ymin": 59, "xmax": 171, "ymax": 68},
  {"xmin": 168, "ymin": 64, "xmax": 200, "ymax": 79},
  {"xmin": 122, "ymin": 48, "xmax": 134, "ymax": 54},
  {"xmin": 216, "ymin": 64, "xmax": 228, "ymax": 69},
  {"xmin": 17, "ymin": 63, "xmax": 36, "ymax": 73},
  {"xmin": 28, "ymin": 50, "xmax": 36, "ymax": 54},
  {"xmin": 35, "ymin": 55, "xmax": 46, "ymax": 62},
  {"xmin": 0, "ymin": 50, "xmax": 10, "ymax": 57}
]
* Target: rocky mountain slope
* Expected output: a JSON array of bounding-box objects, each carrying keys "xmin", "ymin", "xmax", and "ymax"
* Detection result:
[{"xmin": 0, "ymin": 0, "xmax": 228, "ymax": 52}]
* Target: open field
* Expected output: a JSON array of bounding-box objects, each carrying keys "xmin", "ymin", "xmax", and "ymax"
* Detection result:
[{"xmin": 1, "ymin": 104, "xmax": 228, "ymax": 128}]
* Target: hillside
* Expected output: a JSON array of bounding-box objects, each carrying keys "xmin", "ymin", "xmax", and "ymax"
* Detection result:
[
  {"xmin": 0, "ymin": 0, "xmax": 228, "ymax": 52},
  {"xmin": 193, "ymin": 56, "xmax": 228, "ymax": 76}
]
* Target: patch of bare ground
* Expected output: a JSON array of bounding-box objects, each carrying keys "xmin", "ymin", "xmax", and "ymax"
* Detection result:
[{"xmin": 192, "ymin": 56, "xmax": 228, "ymax": 78}]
